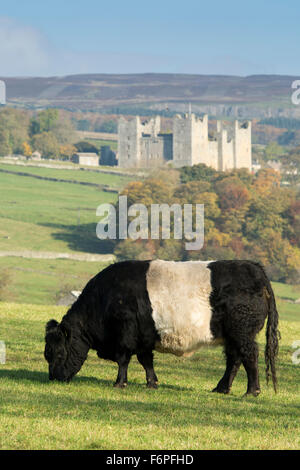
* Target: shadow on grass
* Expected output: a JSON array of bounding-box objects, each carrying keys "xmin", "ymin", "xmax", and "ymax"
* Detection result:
[
  {"xmin": 39, "ymin": 222, "xmax": 115, "ymax": 254},
  {"xmin": 0, "ymin": 368, "xmax": 113, "ymax": 387},
  {"xmin": 0, "ymin": 368, "xmax": 189, "ymax": 391},
  {"xmin": 0, "ymin": 369, "xmax": 49, "ymax": 383},
  {"xmin": 2, "ymin": 376, "xmax": 298, "ymax": 432}
]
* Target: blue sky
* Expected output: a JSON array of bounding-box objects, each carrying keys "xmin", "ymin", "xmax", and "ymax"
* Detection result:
[{"xmin": 0, "ymin": 0, "xmax": 299, "ymax": 76}]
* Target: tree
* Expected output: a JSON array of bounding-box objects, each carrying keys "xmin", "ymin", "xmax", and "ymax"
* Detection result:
[
  {"xmin": 112, "ymin": 164, "xmax": 299, "ymax": 283},
  {"xmin": 114, "ymin": 239, "xmax": 153, "ymax": 261},
  {"xmin": 74, "ymin": 141, "xmax": 99, "ymax": 154},
  {"xmin": 253, "ymin": 168, "xmax": 281, "ymax": 195},
  {"xmin": 0, "ymin": 128, "xmax": 11, "ymax": 156},
  {"xmin": 29, "ymin": 109, "xmax": 59, "ymax": 136},
  {"xmin": 156, "ymin": 240, "xmax": 184, "ymax": 261},
  {"xmin": 32, "ymin": 132, "xmax": 60, "ymax": 159},
  {"xmin": 95, "ymin": 120, "xmax": 117, "ymax": 133},
  {"xmin": 173, "ymin": 180, "xmax": 211, "ymax": 203},
  {"xmin": 285, "ymin": 198, "xmax": 300, "ymax": 246},
  {"xmin": 59, "ymin": 144, "xmax": 77, "ymax": 161},
  {"xmin": 29, "ymin": 109, "xmax": 75, "ymax": 145},
  {"xmin": 53, "ymin": 112, "xmax": 76, "ymax": 144},
  {"xmin": 22, "ymin": 141, "xmax": 32, "ymax": 157},
  {"xmin": 120, "ymin": 178, "xmax": 174, "ymax": 207},
  {"xmin": 244, "ymin": 188, "xmax": 291, "ymax": 244},
  {"xmin": 77, "ymin": 119, "xmax": 91, "ymax": 131},
  {"xmin": 278, "ymin": 131, "xmax": 295, "ymax": 146},
  {"xmin": 180, "ymin": 163, "xmax": 217, "ymax": 183},
  {"xmin": 215, "ymin": 177, "xmax": 250, "ymax": 211},
  {"xmin": 0, "ymin": 108, "xmax": 30, "ymax": 154},
  {"xmin": 263, "ymin": 142, "xmax": 284, "ymax": 161}
]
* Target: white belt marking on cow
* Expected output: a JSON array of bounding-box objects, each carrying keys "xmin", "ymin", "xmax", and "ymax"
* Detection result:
[{"xmin": 146, "ymin": 260, "xmax": 214, "ymax": 357}]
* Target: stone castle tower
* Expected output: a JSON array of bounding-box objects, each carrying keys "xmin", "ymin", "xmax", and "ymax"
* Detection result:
[{"xmin": 118, "ymin": 112, "xmax": 251, "ymax": 172}]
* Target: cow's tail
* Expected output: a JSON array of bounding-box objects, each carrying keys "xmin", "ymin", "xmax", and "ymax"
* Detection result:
[{"xmin": 264, "ymin": 277, "xmax": 280, "ymax": 393}]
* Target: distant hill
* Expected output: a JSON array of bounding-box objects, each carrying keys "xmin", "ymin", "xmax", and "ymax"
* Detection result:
[{"xmin": 1, "ymin": 73, "xmax": 299, "ymax": 119}]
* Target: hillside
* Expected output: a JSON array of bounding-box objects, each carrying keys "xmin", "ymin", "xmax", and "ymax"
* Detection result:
[
  {"xmin": 1, "ymin": 74, "xmax": 299, "ymax": 118},
  {"xmin": 0, "ymin": 163, "xmax": 135, "ymax": 304}
]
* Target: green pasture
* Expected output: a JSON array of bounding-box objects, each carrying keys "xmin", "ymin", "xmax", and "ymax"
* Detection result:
[
  {"xmin": 0, "ymin": 163, "xmax": 299, "ymax": 450},
  {"xmin": 0, "ymin": 166, "xmax": 122, "ymax": 254},
  {"xmin": 0, "ymin": 257, "xmax": 108, "ymax": 305},
  {"xmin": 0, "ymin": 162, "xmax": 131, "ymax": 187},
  {"xmin": 0, "ymin": 302, "xmax": 299, "ymax": 450}
]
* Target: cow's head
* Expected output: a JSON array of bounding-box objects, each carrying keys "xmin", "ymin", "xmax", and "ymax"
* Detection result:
[{"xmin": 44, "ymin": 319, "xmax": 89, "ymax": 382}]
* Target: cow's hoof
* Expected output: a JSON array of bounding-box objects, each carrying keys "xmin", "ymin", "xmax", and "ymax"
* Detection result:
[
  {"xmin": 243, "ymin": 389, "xmax": 261, "ymax": 398},
  {"xmin": 212, "ymin": 386, "xmax": 230, "ymax": 394},
  {"xmin": 147, "ymin": 381, "xmax": 158, "ymax": 389},
  {"xmin": 114, "ymin": 382, "xmax": 127, "ymax": 389}
]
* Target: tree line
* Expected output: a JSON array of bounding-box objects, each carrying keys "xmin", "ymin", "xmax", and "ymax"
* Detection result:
[
  {"xmin": 0, "ymin": 108, "xmax": 78, "ymax": 159},
  {"xmin": 113, "ymin": 164, "xmax": 300, "ymax": 284}
]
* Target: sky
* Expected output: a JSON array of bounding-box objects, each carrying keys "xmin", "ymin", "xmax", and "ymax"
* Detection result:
[{"xmin": 0, "ymin": 0, "xmax": 299, "ymax": 77}]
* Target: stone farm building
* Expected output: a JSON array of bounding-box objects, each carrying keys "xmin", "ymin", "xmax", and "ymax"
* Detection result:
[{"xmin": 72, "ymin": 152, "xmax": 100, "ymax": 166}]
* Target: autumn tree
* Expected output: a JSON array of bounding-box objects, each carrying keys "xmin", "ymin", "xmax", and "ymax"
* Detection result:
[
  {"xmin": 22, "ymin": 141, "xmax": 32, "ymax": 157},
  {"xmin": 31, "ymin": 132, "xmax": 60, "ymax": 159},
  {"xmin": 113, "ymin": 163, "xmax": 299, "ymax": 283},
  {"xmin": 253, "ymin": 168, "xmax": 281, "ymax": 195},
  {"xmin": 59, "ymin": 144, "xmax": 77, "ymax": 161},
  {"xmin": 0, "ymin": 128, "xmax": 11, "ymax": 156},
  {"xmin": 0, "ymin": 108, "xmax": 30, "ymax": 154}
]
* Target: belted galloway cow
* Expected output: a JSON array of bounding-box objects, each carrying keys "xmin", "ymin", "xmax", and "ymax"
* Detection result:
[{"xmin": 44, "ymin": 259, "xmax": 280, "ymax": 396}]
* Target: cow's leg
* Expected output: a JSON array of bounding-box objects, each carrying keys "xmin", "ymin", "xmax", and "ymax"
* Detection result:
[
  {"xmin": 212, "ymin": 341, "xmax": 241, "ymax": 394},
  {"xmin": 222, "ymin": 304, "xmax": 262, "ymax": 397},
  {"xmin": 239, "ymin": 340, "xmax": 261, "ymax": 397},
  {"xmin": 137, "ymin": 351, "xmax": 158, "ymax": 388},
  {"xmin": 114, "ymin": 352, "xmax": 131, "ymax": 388}
]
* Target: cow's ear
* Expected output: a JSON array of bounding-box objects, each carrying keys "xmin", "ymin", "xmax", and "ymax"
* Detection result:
[
  {"xmin": 45, "ymin": 319, "xmax": 59, "ymax": 333},
  {"xmin": 60, "ymin": 322, "xmax": 72, "ymax": 341}
]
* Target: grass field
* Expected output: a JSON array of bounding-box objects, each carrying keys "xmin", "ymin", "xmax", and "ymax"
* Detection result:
[
  {"xmin": 1, "ymin": 163, "xmax": 300, "ymax": 310},
  {"xmin": 0, "ymin": 162, "xmax": 131, "ymax": 187},
  {"xmin": 0, "ymin": 164, "xmax": 125, "ymax": 256},
  {"xmin": 0, "ymin": 163, "xmax": 132, "ymax": 304},
  {"xmin": 0, "ymin": 302, "xmax": 299, "ymax": 450},
  {"xmin": 0, "ymin": 164, "xmax": 128, "ymax": 231},
  {"xmin": 0, "ymin": 257, "xmax": 108, "ymax": 305},
  {"xmin": 0, "ymin": 162, "xmax": 299, "ymax": 450}
]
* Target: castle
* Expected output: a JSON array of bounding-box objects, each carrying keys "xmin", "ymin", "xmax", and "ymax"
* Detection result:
[{"xmin": 118, "ymin": 112, "xmax": 252, "ymax": 171}]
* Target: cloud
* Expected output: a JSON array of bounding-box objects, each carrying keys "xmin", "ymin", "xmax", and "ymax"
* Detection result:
[
  {"xmin": 0, "ymin": 16, "xmax": 267, "ymax": 77},
  {"xmin": 0, "ymin": 16, "xmax": 176, "ymax": 77},
  {"xmin": 0, "ymin": 17, "xmax": 52, "ymax": 76}
]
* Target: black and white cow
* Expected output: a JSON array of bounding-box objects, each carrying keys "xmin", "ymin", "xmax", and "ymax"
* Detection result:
[{"xmin": 44, "ymin": 259, "xmax": 280, "ymax": 396}]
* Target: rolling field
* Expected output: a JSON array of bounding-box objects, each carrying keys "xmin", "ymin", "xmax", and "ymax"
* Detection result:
[
  {"xmin": 0, "ymin": 164, "xmax": 125, "ymax": 243},
  {"xmin": 0, "ymin": 302, "xmax": 299, "ymax": 450},
  {"xmin": 0, "ymin": 161, "xmax": 299, "ymax": 450},
  {"xmin": 0, "ymin": 257, "xmax": 108, "ymax": 305},
  {"xmin": 1, "ymin": 162, "xmax": 300, "ymax": 311},
  {"xmin": 0, "ymin": 162, "xmax": 131, "ymax": 187},
  {"xmin": 0, "ymin": 163, "xmax": 131, "ymax": 304}
]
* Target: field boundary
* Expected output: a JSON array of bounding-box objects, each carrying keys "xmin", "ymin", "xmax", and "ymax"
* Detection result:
[
  {"xmin": 0, "ymin": 250, "xmax": 115, "ymax": 262},
  {"xmin": 0, "ymin": 158, "xmax": 147, "ymax": 177},
  {"xmin": 0, "ymin": 168, "xmax": 119, "ymax": 193}
]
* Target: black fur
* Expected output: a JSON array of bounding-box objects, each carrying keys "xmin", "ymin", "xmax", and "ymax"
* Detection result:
[
  {"xmin": 44, "ymin": 259, "xmax": 279, "ymax": 396},
  {"xmin": 45, "ymin": 261, "xmax": 159, "ymax": 388},
  {"xmin": 208, "ymin": 260, "xmax": 280, "ymax": 396}
]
